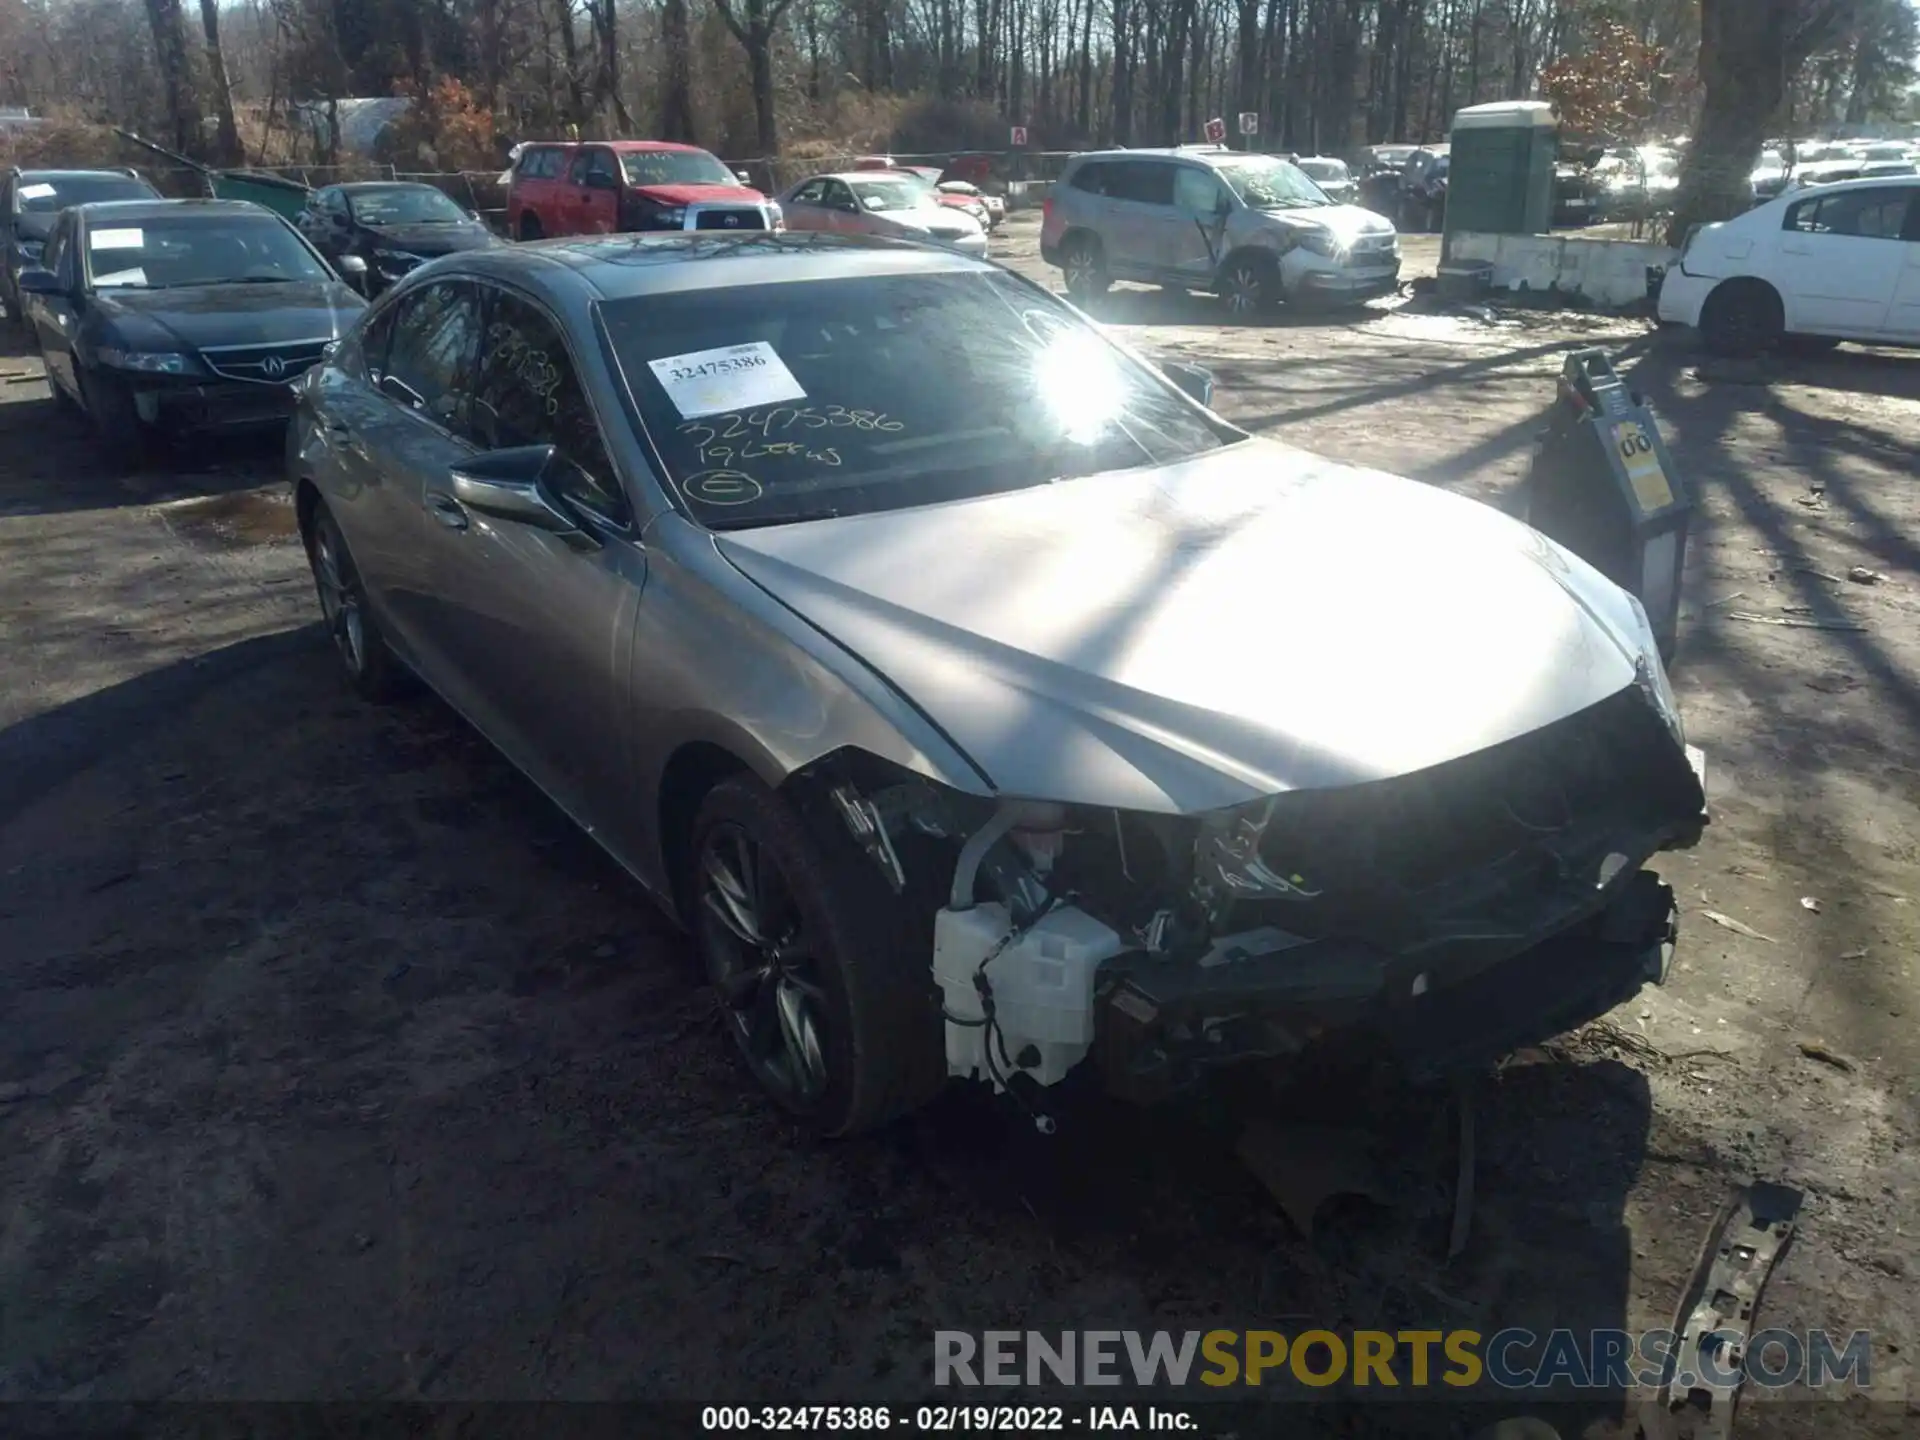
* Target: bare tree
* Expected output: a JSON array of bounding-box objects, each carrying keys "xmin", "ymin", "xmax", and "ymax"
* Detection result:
[
  {"xmin": 712, "ymin": 0, "xmax": 799, "ymax": 156},
  {"xmin": 198, "ymin": 0, "xmax": 243, "ymax": 163}
]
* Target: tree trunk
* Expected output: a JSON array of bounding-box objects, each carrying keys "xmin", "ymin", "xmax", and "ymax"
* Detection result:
[
  {"xmin": 1666, "ymin": 0, "xmax": 1857, "ymax": 244},
  {"xmin": 141, "ymin": 0, "xmax": 202, "ymax": 157},
  {"xmin": 715, "ymin": 0, "xmax": 793, "ymax": 158},
  {"xmin": 555, "ymin": 0, "xmax": 586, "ymax": 126},
  {"xmin": 585, "ymin": 0, "xmax": 632, "ymax": 132},
  {"xmin": 660, "ymin": 0, "xmax": 695, "ymax": 140},
  {"xmin": 195, "ymin": 0, "xmax": 241, "ymax": 165}
]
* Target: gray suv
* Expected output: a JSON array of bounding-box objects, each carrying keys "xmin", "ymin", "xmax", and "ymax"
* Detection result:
[{"xmin": 1040, "ymin": 147, "xmax": 1400, "ymax": 316}]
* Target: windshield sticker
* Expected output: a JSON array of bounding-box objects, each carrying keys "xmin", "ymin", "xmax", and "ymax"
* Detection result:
[
  {"xmin": 92, "ymin": 266, "xmax": 147, "ymax": 288},
  {"xmin": 18, "ymin": 183, "xmax": 57, "ymax": 201},
  {"xmin": 683, "ymin": 470, "xmax": 765, "ymax": 506},
  {"xmin": 90, "ymin": 228, "xmax": 145, "ymax": 251},
  {"xmin": 648, "ymin": 341, "xmax": 806, "ymax": 419}
]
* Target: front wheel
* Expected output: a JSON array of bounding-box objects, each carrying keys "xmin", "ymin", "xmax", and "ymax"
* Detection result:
[
  {"xmin": 304, "ymin": 501, "xmax": 406, "ymax": 702},
  {"xmin": 690, "ymin": 775, "xmax": 946, "ymax": 1137},
  {"xmin": 1218, "ymin": 256, "xmax": 1277, "ymax": 320},
  {"xmin": 80, "ymin": 370, "xmax": 151, "ymax": 469},
  {"xmin": 518, "ymin": 213, "xmax": 543, "ymax": 242},
  {"xmin": 1701, "ymin": 281, "xmax": 1783, "ymax": 357}
]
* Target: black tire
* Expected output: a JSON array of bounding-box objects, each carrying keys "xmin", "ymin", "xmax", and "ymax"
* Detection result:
[
  {"xmin": 1701, "ymin": 281, "xmax": 1784, "ymax": 357},
  {"xmin": 690, "ymin": 774, "xmax": 946, "ymax": 1137},
  {"xmin": 1217, "ymin": 253, "xmax": 1278, "ymax": 321},
  {"xmin": 1059, "ymin": 233, "xmax": 1109, "ymax": 304},
  {"xmin": 518, "ymin": 213, "xmax": 543, "ymax": 242},
  {"xmin": 303, "ymin": 501, "xmax": 406, "ymax": 703},
  {"xmin": 79, "ymin": 369, "xmax": 151, "ymax": 469},
  {"xmin": 47, "ymin": 371, "xmax": 78, "ymax": 415}
]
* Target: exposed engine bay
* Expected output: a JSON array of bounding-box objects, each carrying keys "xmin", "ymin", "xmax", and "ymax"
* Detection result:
[{"xmin": 795, "ymin": 681, "xmax": 1709, "ymax": 1107}]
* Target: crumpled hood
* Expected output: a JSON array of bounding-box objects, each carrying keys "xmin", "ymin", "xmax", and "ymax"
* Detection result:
[
  {"xmin": 363, "ymin": 221, "xmax": 499, "ymax": 254},
  {"xmin": 1257, "ymin": 202, "xmax": 1397, "ymax": 244},
  {"xmin": 715, "ymin": 440, "xmax": 1652, "ymax": 815},
  {"xmin": 92, "ymin": 282, "xmax": 365, "ymax": 352},
  {"xmin": 631, "ymin": 183, "xmax": 765, "ymax": 206}
]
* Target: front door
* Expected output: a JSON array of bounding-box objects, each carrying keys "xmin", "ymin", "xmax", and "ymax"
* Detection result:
[
  {"xmin": 349, "ymin": 278, "xmax": 487, "ymax": 695},
  {"xmin": 1166, "ymin": 166, "xmax": 1234, "ymax": 285},
  {"xmin": 567, "ymin": 148, "xmax": 621, "ymax": 235},
  {"xmin": 419, "ymin": 282, "xmax": 646, "ymax": 831},
  {"xmin": 1777, "ymin": 186, "xmax": 1911, "ymax": 338},
  {"xmin": 1884, "ymin": 190, "xmax": 1920, "ymax": 342},
  {"xmin": 26, "ymin": 214, "xmax": 82, "ymax": 401}
]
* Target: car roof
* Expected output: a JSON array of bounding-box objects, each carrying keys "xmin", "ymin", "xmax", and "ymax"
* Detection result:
[
  {"xmin": 1066, "ymin": 147, "xmax": 1247, "ymax": 167},
  {"xmin": 810, "ymin": 171, "xmax": 920, "ymax": 183},
  {"xmin": 11, "ymin": 167, "xmax": 141, "ymax": 180},
  {"xmin": 67, "ymin": 197, "xmax": 280, "ymax": 222},
  {"xmin": 444, "ymin": 232, "xmax": 995, "ymax": 303}
]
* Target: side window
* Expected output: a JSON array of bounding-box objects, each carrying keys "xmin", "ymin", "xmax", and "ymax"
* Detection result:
[
  {"xmin": 325, "ymin": 190, "xmax": 349, "ymax": 220},
  {"xmin": 1173, "ymin": 167, "xmax": 1228, "ymax": 214},
  {"xmin": 792, "ymin": 179, "xmax": 827, "ymax": 204},
  {"xmin": 472, "ymin": 289, "xmax": 629, "ymax": 527},
  {"xmin": 376, "ymin": 281, "xmax": 481, "ymax": 428},
  {"xmin": 1786, "ymin": 187, "xmax": 1910, "ymax": 239},
  {"xmin": 825, "ymin": 179, "xmax": 855, "ymax": 209},
  {"xmin": 567, "ymin": 151, "xmax": 594, "ymax": 185},
  {"xmin": 1109, "ymin": 161, "xmax": 1174, "ymax": 206},
  {"xmin": 587, "ymin": 149, "xmax": 619, "ymax": 184},
  {"xmin": 1068, "ymin": 163, "xmax": 1107, "ymax": 196},
  {"xmin": 1903, "ymin": 193, "xmax": 1920, "ymax": 244}
]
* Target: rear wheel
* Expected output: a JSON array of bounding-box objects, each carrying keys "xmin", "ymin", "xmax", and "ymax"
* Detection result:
[
  {"xmin": 691, "ymin": 775, "xmax": 946, "ymax": 1137},
  {"xmin": 1701, "ymin": 280, "xmax": 1784, "ymax": 357},
  {"xmin": 1059, "ymin": 234, "xmax": 1109, "ymax": 305},
  {"xmin": 518, "ymin": 213, "xmax": 544, "ymax": 241}
]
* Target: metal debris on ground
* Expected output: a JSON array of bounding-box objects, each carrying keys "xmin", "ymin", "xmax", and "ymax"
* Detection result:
[
  {"xmin": 1796, "ymin": 1039, "xmax": 1855, "ymax": 1073},
  {"xmin": 1847, "ymin": 566, "xmax": 1887, "ymax": 585},
  {"xmin": 1724, "ymin": 610, "xmax": 1866, "ymax": 632},
  {"xmin": 1799, "ymin": 896, "xmax": 1821, "ymax": 912},
  {"xmin": 1648, "ymin": 1181, "xmax": 1803, "ymax": 1440},
  {"xmin": 1791, "ymin": 565, "xmax": 1841, "ymax": 583},
  {"xmin": 1701, "ymin": 910, "xmax": 1776, "ymax": 943}
]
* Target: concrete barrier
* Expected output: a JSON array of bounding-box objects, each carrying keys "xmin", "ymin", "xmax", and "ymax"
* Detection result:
[{"xmin": 1446, "ymin": 230, "xmax": 1678, "ymax": 308}]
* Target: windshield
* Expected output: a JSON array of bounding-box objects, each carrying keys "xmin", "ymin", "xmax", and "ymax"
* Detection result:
[
  {"xmin": 346, "ymin": 186, "xmax": 467, "ymax": 225},
  {"xmin": 850, "ymin": 178, "xmax": 933, "ymax": 212},
  {"xmin": 1863, "ymin": 144, "xmax": 1912, "ymax": 161},
  {"xmin": 1211, "ymin": 156, "xmax": 1330, "ymax": 208},
  {"xmin": 621, "ymin": 149, "xmax": 736, "ymax": 187},
  {"xmin": 1296, "ymin": 159, "xmax": 1349, "ymax": 183},
  {"xmin": 14, "ymin": 174, "xmax": 153, "ymax": 215},
  {"xmin": 84, "ymin": 214, "xmax": 331, "ymax": 290},
  {"xmin": 603, "ymin": 269, "xmax": 1234, "ymax": 528}
]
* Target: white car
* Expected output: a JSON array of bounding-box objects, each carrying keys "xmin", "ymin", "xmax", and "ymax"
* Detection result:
[{"xmin": 1657, "ymin": 174, "xmax": 1920, "ymax": 354}]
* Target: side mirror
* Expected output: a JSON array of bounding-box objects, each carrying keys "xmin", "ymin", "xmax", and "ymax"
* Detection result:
[
  {"xmin": 735, "ymin": 169, "xmax": 752, "ymax": 184},
  {"xmin": 16, "ymin": 266, "xmax": 61, "ymax": 296},
  {"xmin": 448, "ymin": 445, "xmax": 598, "ymax": 549},
  {"xmin": 335, "ymin": 253, "xmax": 369, "ymax": 294},
  {"xmin": 1159, "ymin": 359, "xmax": 1215, "ymax": 408}
]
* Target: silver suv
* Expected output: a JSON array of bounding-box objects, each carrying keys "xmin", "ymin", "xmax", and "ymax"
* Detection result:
[{"xmin": 1040, "ymin": 147, "xmax": 1401, "ymax": 316}]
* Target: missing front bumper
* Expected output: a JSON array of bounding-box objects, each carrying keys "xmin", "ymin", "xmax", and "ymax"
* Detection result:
[{"xmin": 1092, "ymin": 869, "xmax": 1679, "ymax": 1103}]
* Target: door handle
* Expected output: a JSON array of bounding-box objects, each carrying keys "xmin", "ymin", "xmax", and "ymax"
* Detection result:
[{"xmin": 424, "ymin": 490, "xmax": 469, "ymax": 530}]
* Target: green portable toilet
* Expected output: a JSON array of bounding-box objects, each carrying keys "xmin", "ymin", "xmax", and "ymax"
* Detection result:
[{"xmin": 1444, "ymin": 100, "xmax": 1557, "ymax": 240}]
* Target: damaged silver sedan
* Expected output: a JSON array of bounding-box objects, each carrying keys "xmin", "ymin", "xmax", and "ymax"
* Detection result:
[{"xmin": 288, "ymin": 233, "xmax": 1708, "ymax": 1135}]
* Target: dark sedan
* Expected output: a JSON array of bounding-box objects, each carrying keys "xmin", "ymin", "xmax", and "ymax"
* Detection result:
[
  {"xmin": 288, "ymin": 233, "xmax": 1705, "ymax": 1137},
  {"xmin": 18, "ymin": 198, "xmax": 365, "ymax": 463},
  {"xmin": 295, "ymin": 181, "xmax": 502, "ymax": 296},
  {"xmin": 3, "ymin": 166, "xmax": 159, "ymax": 326}
]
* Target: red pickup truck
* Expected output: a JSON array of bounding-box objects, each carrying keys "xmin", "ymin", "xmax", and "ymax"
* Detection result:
[{"xmin": 506, "ymin": 141, "xmax": 783, "ymax": 240}]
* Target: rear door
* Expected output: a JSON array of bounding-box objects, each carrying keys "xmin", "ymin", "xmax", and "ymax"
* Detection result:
[
  {"xmin": 422, "ymin": 282, "xmax": 646, "ymax": 831},
  {"xmin": 1100, "ymin": 160, "xmax": 1181, "ymax": 280},
  {"xmin": 1166, "ymin": 165, "xmax": 1234, "ymax": 284},
  {"xmin": 1883, "ymin": 187, "xmax": 1920, "ymax": 341},
  {"xmin": 1776, "ymin": 186, "xmax": 1911, "ymax": 338}
]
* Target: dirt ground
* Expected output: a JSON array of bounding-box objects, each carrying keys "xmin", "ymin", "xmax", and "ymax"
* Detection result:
[{"xmin": 2, "ymin": 215, "xmax": 1917, "ymax": 1437}]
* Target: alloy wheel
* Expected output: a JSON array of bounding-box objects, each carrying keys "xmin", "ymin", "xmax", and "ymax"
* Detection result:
[
  {"xmin": 698, "ymin": 821, "xmax": 830, "ymax": 1107},
  {"xmin": 312, "ymin": 527, "xmax": 366, "ymax": 675},
  {"xmin": 1062, "ymin": 242, "xmax": 1103, "ymax": 300},
  {"xmin": 1222, "ymin": 262, "xmax": 1266, "ymax": 318}
]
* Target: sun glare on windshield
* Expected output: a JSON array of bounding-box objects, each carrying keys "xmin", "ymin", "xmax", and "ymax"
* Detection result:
[{"xmin": 1031, "ymin": 329, "xmax": 1126, "ymax": 445}]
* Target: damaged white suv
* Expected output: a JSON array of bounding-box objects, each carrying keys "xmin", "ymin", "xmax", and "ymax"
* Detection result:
[
  {"xmin": 1042, "ymin": 147, "xmax": 1402, "ymax": 315},
  {"xmin": 293, "ymin": 237, "xmax": 1706, "ymax": 1138}
]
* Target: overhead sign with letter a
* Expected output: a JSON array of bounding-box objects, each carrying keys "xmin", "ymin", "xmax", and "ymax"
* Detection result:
[{"xmin": 1010, "ymin": 126, "xmax": 1028, "ymax": 147}]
